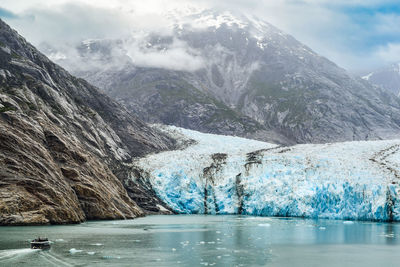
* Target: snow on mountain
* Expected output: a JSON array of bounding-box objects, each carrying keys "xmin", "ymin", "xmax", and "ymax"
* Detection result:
[
  {"xmin": 362, "ymin": 72, "xmax": 373, "ymax": 81},
  {"xmin": 136, "ymin": 126, "xmax": 400, "ymax": 221},
  {"xmin": 41, "ymin": 9, "xmax": 400, "ymax": 145},
  {"xmin": 362, "ymin": 62, "xmax": 400, "ymax": 96}
]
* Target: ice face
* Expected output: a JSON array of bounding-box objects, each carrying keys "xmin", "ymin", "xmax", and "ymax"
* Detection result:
[{"xmin": 137, "ymin": 126, "xmax": 400, "ymax": 221}]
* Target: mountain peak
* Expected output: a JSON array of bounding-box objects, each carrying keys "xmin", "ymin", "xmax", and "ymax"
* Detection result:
[{"xmin": 36, "ymin": 13, "xmax": 400, "ymax": 145}]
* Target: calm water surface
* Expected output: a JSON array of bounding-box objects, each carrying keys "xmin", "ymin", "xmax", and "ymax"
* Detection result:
[{"xmin": 0, "ymin": 215, "xmax": 399, "ymax": 266}]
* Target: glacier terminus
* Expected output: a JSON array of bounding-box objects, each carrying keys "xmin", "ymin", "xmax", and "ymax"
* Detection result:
[{"xmin": 136, "ymin": 126, "xmax": 400, "ymax": 222}]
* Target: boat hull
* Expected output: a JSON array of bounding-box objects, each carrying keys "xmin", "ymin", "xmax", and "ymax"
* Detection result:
[{"xmin": 30, "ymin": 241, "xmax": 50, "ymax": 250}]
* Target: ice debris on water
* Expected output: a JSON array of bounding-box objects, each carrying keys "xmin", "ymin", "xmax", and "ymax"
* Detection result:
[{"xmin": 69, "ymin": 248, "xmax": 83, "ymax": 254}]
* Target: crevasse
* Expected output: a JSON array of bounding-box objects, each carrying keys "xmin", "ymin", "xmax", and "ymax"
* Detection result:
[{"xmin": 137, "ymin": 126, "xmax": 400, "ymax": 221}]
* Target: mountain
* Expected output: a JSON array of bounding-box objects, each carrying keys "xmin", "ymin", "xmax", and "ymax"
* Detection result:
[
  {"xmin": 362, "ymin": 62, "xmax": 400, "ymax": 97},
  {"xmin": 0, "ymin": 19, "xmax": 176, "ymax": 225},
  {"xmin": 44, "ymin": 9, "xmax": 400, "ymax": 144}
]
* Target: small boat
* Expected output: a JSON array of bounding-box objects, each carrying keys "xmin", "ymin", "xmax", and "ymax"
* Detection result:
[{"xmin": 30, "ymin": 237, "xmax": 50, "ymax": 249}]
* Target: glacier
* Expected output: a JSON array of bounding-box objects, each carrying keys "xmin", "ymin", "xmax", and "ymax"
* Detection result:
[{"xmin": 136, "ymin": 126, "xmax": 400, "ymax": 221}]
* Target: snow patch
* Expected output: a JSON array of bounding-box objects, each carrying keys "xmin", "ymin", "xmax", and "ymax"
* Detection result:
[{"xmin": 362, "ymin": 72, "xmax": 373, "ymax": 80}]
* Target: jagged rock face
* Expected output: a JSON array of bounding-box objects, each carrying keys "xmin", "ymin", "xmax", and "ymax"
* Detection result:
[
  {"xmin": 362, "ymin": 63, "xmax": 400, "ymax": 97},
  {"xmin": 48, "ymin": 9, "xmax": 400, "ymax": 144},
  {"xmin": 0, "ymin": 19, "xmax": 175, "ymax": 225}
]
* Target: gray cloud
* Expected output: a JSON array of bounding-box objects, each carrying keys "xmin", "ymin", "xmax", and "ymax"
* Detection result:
[
  {"xmin": 1, "ymin": 0, "xmax": 399, "ymax": 71},
  {"xmin": 124, "ymin": 37, "xmax": 205, "ymax": 71}
]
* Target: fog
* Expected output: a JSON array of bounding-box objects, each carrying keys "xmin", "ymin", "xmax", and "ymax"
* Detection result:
[{"xmin": 1, "ymin": 0, "xmax": 400, "ymax": 72}]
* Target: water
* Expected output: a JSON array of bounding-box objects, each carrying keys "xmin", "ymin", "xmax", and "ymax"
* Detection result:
[{"xmin": 0, "ymin": 215, "xmax": 400, "ymax": 266}]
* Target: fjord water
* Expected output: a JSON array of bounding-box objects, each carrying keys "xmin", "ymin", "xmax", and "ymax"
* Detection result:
[{"xmin": 1, "ymin": 215, "xmax": 400, "ymax": 267}]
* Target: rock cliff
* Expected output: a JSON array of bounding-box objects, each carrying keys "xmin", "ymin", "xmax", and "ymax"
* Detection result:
[{"xmin": 0, "ymin": 19, "xmax": 175, "ymax": 225}]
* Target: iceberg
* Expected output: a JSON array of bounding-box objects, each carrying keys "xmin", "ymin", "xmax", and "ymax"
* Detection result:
[{"xmin": 136, "ymin": 126, "xmax": 400, "ymax": 221}]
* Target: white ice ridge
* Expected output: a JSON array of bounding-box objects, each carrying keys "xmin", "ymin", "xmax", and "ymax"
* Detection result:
[{"xmin": 137, "ymin": 126, "xmax": 400, "ymax": 221}]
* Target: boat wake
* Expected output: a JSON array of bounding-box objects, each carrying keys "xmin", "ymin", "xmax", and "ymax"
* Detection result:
[
  {"xmin": 0, "ymin": 248, "xmax": 72, "ymax": 266},
  {"xmin": 0, "ymin": 248, "xmax": 37, "ymax": 261},
  {"xmin": 39, "ymin": 252, "xmax": 73, "ymax": 267}
]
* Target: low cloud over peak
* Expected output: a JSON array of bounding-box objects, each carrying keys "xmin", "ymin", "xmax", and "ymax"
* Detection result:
[{"xmin": 1, "ymin": 0, "xmax": 400, "ymax": 71}]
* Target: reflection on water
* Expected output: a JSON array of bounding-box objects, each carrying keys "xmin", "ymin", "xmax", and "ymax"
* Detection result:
[{"xmin": 0, "ymin": 215, "xmax": 400, "ymax": 266}]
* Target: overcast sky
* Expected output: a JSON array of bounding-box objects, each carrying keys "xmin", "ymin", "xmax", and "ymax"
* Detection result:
[{"xmin": 0, "ymin": 0, "xmax": 399, "ymax": 72}]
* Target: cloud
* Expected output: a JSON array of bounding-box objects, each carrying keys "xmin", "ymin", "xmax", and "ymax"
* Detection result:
[
  {"xmin": 125, "ymin": 37, "xmax": 205, "ymax": 71},
  {"xmin": 0, "ymin": 0, "xmax": 399, "ymax": 71},
  {"xmin": 0, "ymin": 7, "xmax": 18, "ymax": 18},
  {"xmin": 376, "ymin": 43, "xmax": 400, "ymax": 63},
  {"xmin": 1, "ymin": 3, "xmax": 136, "ymax": 46}
]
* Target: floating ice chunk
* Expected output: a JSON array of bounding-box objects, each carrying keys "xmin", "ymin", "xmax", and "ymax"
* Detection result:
[
  {"xmin": 87, "ymin": 252, "xmax": 95, "ymax": 255},
  {"xmin": 55, "ymin": 239, "xmax": 64, "ymax": 242},
  {"xmin": 69, "ymin": 248, "xmax": 83, "ymax": 254},
  {"xmin": 319, "ymin": 227, "xmax": 326, "ymax": 230},
  {"xmin": 91, "ymin": 243, "xmax": 103, "ymax": 246},
  {"xmin": 180, "ymin": 241, "xmax": 190, "ymax": 247},
  {"xmin": 343, "ymin": 221, "xmax": 354, "ymax": 225},
  {"xmin": 258, "ymin": 223, "xmax": 271, "ymax": 227},
  {"xmin": 382, "ymin": 233, "xmax": 395, "ymax": 238}
]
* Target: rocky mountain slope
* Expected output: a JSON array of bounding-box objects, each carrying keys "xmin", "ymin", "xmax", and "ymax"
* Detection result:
[
  {"xmin": 45, "ymin": 9, "xmax": 400, "ymax": 144},
  {"xmin": 0, "ymin": 19, "xmax": 176, "ymax": 225},
  {"xmin": 362, "ymin": 62, "xmax": 400, "ymax": 97}
]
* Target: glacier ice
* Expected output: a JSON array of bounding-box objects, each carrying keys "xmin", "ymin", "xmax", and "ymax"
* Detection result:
[{"xmin": 137, "ymin": 126, "xmax": 400, "ymax": 221}]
